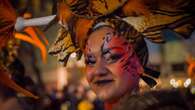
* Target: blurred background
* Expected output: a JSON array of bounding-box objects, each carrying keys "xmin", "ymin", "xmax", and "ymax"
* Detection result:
[{"xmin": 0, "ymin": 0, "xmax": 195, "ymax": 110}]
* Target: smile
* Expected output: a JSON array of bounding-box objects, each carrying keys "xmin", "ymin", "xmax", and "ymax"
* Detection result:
[{"xmin": 94, "ymin": 79, "xmax": 114, "ymax": 86}]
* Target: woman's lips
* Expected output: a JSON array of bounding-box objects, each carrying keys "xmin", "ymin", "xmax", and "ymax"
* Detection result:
[{"xmin": 94, "ymin": 79, "xmax": 114, "ymax": 86}]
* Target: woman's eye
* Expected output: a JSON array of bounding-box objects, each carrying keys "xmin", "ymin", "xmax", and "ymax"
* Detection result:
[
  {"xmin": 104, "ymin": 53, "xmax": 123, "ymax": 64},
  {"xmin": 85, "ymin": 55, "xmax": 96, "ymax": 66}
]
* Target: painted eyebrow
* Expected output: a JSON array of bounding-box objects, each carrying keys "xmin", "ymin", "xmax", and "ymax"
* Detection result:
[{"xmin": 101, "ymin": 47, "xmax": 124, "ymax": 55}]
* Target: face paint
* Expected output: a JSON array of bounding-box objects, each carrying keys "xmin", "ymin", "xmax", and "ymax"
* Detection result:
[{"xmin": 84, "ymin": 26, "xmax": 141, "ymax": 102}]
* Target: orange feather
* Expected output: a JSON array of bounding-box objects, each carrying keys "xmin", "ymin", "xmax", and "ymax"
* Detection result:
[
  {"xmin": 75, "ymin": 18, "xmax": 94, "ymax": 50},
  {"xmin": 24, "ymin": 27, "xmax": 47, "ymax": 63},
  {"xmin": 0, "ymin": 0, "xmax": 17, "ymax": 48},
  {"xmin": 34, "ymin": 27, "xmax": 49, "ymax": 45},
  {"xmin": 0, "ymin": 0, "xmax": 16, "ymax": 21},
  {"xmin": 122, "ymin": 0, "xmax": 150, "ymax": 16},
  {"xmin": 14, "ymin": 27, "xmax": 47, "ymax": 63},
  {"xmin": 14, "ymin": 33, "xmax": 36, "ymax": 45},
  {"xmin": 58, "ymin": 3, "xmax": 73, "ymax": 25}
]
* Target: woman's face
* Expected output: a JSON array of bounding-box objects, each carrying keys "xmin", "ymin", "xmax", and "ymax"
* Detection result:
[{"xmin": 84, "ymin": 26, "xmax": 141, "ymax": 101}]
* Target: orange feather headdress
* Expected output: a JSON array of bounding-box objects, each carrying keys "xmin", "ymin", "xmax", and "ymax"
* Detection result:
[{"xmin": 49, "ymin": 0, "xmax": 195, "ymax": 65}]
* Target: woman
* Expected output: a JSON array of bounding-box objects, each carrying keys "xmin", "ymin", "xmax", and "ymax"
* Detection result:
[
  {"xmin": 84, "ymin": 18, "xmax": 142, "ymax": 110},
  {"xmin": 47, "ymin": 0, "xmax": 195, "ymax": 109},
  {"xmin": 84, "ymin": 18, "xmax": 144, "ymax": 101},
  {"xmin": 83, "ymin": 18, "xmax": 194, "ymax": 110}
]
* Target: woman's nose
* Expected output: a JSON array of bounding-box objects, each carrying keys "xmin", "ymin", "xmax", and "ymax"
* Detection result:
[{"xmin": 94, "ymin": 60, "xmax": 108, "ymax": 77}]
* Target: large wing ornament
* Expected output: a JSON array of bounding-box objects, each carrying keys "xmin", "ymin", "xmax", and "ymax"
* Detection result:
[
  {"xmin": 123, "ymin": 0, "xmax": 195, "ymax": 43},
  {"xmin": 62, "ymin": 0, "xmax": 128, "ymax": 18},
  {"xmin": 49, "ymin": 2, "xmax": 95, "ymax": 65},
  {"xmin": 0, "ymin": 0, "xmax": 56, "ymax": 99},
  {"xmin": 123, "ymin": 13, "xmax": 194, "ymax": 43},
  {"xmin": 0, "ymin": 0, "xmax": 17, "ymax": 48},
  {"xmin": 48, "ymin": 27, "xmax": 79, "ymax": 66}
]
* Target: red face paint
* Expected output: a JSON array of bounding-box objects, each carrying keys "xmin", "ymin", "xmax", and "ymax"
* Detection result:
[{"xmin": 84, "ymin": 26, "xmax": 141, "ymax": 102}]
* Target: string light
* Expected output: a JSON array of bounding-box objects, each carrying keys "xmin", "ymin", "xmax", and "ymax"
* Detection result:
[
  {"xmin": 184, "ymin": 78, "xmax": 191, "ymax": 88},
  {"xmin": 170, "ymin": 78, "xmax": 192, "ymax": 88}
]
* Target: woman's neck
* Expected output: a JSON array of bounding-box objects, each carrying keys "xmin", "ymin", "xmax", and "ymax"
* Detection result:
[{"xmin": 104, "ymin": 87, "xmax": 139, "ymax": 110}]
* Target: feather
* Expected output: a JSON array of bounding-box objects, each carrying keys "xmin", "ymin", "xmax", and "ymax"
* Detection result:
[
  {"xmin": 144, "ymin": 67, "xmax": 160, "ymax": 78},
  {"xmin": 58, "ymin": 2, "xmax": 73, "ymax": 26},
  {"xmin": 34, "ymin": 27, "xmax": 49, "ymax": 45},
  {"xmin": 141, "ymin": 75, "xmax": 157, "ymax": 88},
  {"xmin": 14, "ymin": 27, "xmax": 47, "ymax": 63},
  {"xmin": 91, "ymin": 0, "xmax": 127, "ymax": 16},
  {"xmin": 122, "ymin": 0, "xmax": 150, "ymax": 16},
  {"xmin": 0, "ymin": 0, "xmax": 16, "ymax": 21},
  {"xmin": 123, "ymin": 13, "xmax": 194, "ymax": 43},
  {"xmin": 0, "ymin": 0, "xmax": 17, "ymax": 48},
  {"xmin": 64, "ymin": 0, "xmax": 127, "ymax": 18},
  {"xmin": 49, "ymin": 27, "xmax": 79, "ymax": 65},
  {"xmin": 50, "ymin": 0, "xmax": 195, "ymax": 66},
  {"xmin": 75, "ymin": 18, "xmax": 94, "ymax": 49},
  {"xmin": 0, "ymin": 68, "xmax": 38, "ymax": 99},
  {"xmin": 23, "ymin": 27, "xmax": 47, "ymax": 63},
  {"xmin": 15, "ymin": 33, "xmax": 35, "ymax": 45}
]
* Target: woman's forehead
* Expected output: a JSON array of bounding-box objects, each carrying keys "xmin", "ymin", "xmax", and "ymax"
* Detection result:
[
  {"xmin": 86, "ymin": 27, "xmax": 113, "ymax": 49},
  {"xmin": 85, "ymin": 26, "xmax": 132, "ymax": 54},
  {"xmin": 88, "ymin": 27, "xmax": 114, "ymax": 41}
]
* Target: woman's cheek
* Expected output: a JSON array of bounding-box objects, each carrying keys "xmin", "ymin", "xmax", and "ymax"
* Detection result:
[
  {"xmin": 86, "ymin": 66, "xmax": 95, "ymax": 82},
  {"xmin": 107, "ymin": 54, "xmax": 130, "ymax": 76},
  {"xmin": 107, "ymin": 63, "xmax": 124, "ymax": 76}
]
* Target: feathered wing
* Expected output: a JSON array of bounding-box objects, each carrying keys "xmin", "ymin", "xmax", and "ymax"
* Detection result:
[
  {"xmin": 122, "ymin": 0, "xmax": 195, "ymax": 43},
  {"xmin": 49, "ymin": 1, "xmax": 95, "ymax": 65},
  {"xmin": 63, "ymin": 0, "xmax": 128, "ymax": 18},
  {"xmin": 0, "ymin": 0, "xmax": 48, "ymax": 97},
  {"xmin": 15, "ymin": 27, "xmax": 48, "ymax": 63},
  {"xmin": 49, "ymin": 27, "xmax": 79, "ymax": 66},
  {"xmin": 123, "ymin": 14, "xmax": 194, "ymax": 43},
  {"xmin": 0, "ymin": 0, "xmax": 17, "ymax": 48},
  {"xmin": 51, "ymin": 0, "xmax": 195, "ymax": 62}
]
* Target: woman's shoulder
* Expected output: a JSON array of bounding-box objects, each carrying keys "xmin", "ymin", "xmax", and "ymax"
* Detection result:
[{"xmin": 114, "ymin": 88, "xmax": 195, "ymax": 110}]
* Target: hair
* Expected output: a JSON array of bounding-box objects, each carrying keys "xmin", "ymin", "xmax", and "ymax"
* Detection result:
[{"xmin": 86, "ymin": 18, "xmax": 149, "ymax": 66}]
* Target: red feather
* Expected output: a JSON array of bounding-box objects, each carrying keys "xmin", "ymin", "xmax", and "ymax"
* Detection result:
[{"xmin": 0, "ymin": 0, "xmax": 17, "ymax": 48}]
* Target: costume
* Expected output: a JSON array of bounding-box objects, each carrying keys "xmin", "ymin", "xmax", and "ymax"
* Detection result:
[
  {"xmin": 49, "ymin": 0, "xmax": 195, "ymax": 66},
  {"xmin": 113, "ymin": 89, "xmax": 195, "ymax": 110},
  {"xmin": 0, "ymin": 0, "xmax": 194, "ymax": 102},
  {"xmin": 47, "ymin": 1, "xmax": 195, "ymax": 109}
]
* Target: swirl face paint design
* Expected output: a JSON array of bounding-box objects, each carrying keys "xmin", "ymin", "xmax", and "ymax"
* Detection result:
[{"xmin": 84, "ymin": 26, "xmax": 141, "ymax": 101}]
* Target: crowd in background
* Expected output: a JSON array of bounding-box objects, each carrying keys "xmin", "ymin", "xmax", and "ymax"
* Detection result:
[
  {"xmin": 44, "ymin": 83, "xmax": 104, "ymax": 110},
  {"xmin": 0, "ymin": 77, "xmax": 104, "ymax": 110}
]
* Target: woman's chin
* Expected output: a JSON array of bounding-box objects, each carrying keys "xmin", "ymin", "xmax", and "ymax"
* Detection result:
[{"xmin": 94, "ymin": 88, "xmax": 120, "ymax": 102}]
